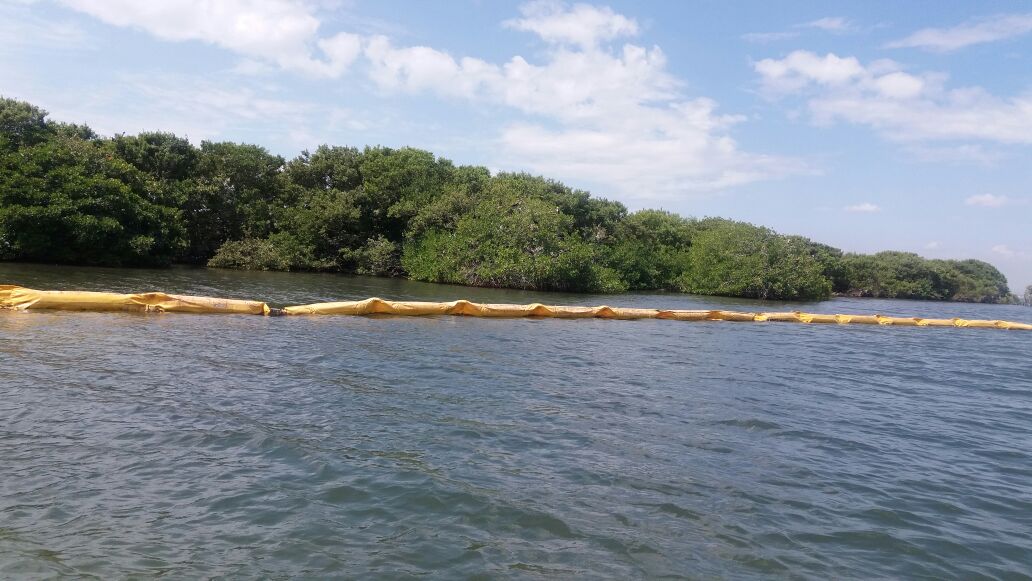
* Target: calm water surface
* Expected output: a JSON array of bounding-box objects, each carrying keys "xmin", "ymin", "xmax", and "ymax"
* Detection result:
[{"xmin": 2, "ymin": 263, "xmax": 1031, "ymax": 579}]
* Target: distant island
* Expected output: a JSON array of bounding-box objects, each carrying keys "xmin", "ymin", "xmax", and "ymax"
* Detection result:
[{"xmin": 0, "ymin": 97, "xmax": 1016, "ymax": 303}]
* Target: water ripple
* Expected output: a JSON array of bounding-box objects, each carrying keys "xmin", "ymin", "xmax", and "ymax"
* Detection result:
[{"xmin": 2, "ymin": 263, "xmax": 1031, "ymax": 578}]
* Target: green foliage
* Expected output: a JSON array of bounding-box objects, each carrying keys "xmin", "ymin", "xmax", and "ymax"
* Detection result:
[
  {"xmin": 0, "ymin": 97, "xmax": 50, "ymax": 148},
  {"xmin": 207, "ymin": 238, "xmax": 292, "ymax": 271},
  {"xmin": 0, "ymin": 96, "xmax": 1015, "ymax": 302},
  {"xmin": 608, "ymin": 210, "xmax": 695, "ymax": 290},
  {"xmin": 785, "ymin": 236, "xmax": 848, "ymax": 292},
  {"xmin": 112, "ymin": 132, "xmax": 199, "ymax": 182},
  {"xmin": 403, "ymin": 193, "xmax": 626, "ymax": 292},
  {"xmin": 838, "ymin": 252, "xmax": 1008, "ymax": 302},
  {"xmin": 341, "ymin": 236, "xmax": 403, "ymax": 277},
  {"xmin": 842, "ymin": 252, "xmax": 935, "ymax": 299},
  {"xmin": 278, "ymin": 187, "xmax": 363, "ymax": 270},
  {"xmin": 0, "ymin": 133, "xmax": 184, "ymax": 266},
  {"xmin": 947, "ymin": 259, "xmax": 1010, "ymax": 303},
  {"xmin": 1024, "ymin": 285, "xmax": 1032, "ymax": 306},
  {"xmin": 285, "ymin": 145, "xmax": 363, "ymax": 192},
  {"xmin": 178, "ymin": 141, "xmax": 289, "ymax": 262},
  {"xmin": 482, "ymin": 173, "xmax": 628, "ymax": 243},
  {"xmin": 678, "ymin": 221, "xmax": 832, "ymax": 300},
  {"xmin": 358, "ymin": 146, "xmax": 456, "ymax": 240}
]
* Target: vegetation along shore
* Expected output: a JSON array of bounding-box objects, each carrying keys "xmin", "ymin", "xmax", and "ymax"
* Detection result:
[{"xmin": 0, "ymin": 97, "xmax": 1017, "ymax": 302}]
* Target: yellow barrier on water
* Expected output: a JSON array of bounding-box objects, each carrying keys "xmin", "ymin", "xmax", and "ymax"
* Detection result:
[
  {"xmin": 0, "ymin": 285, "xmax": 270, "ymax": 315},
  {"xmin": 2, "ymin": 286, "xmax": 1030, "ymax": 330}
]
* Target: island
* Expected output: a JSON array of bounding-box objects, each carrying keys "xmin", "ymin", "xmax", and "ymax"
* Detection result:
[{"xmin": 0, "ymin": 98, "xmax": 1015, "ymax": 303}]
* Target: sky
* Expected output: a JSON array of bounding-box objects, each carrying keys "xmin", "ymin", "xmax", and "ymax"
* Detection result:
[{"xmin": 2, "ymin": 0, "xmax": 1031, "ymax": 290}]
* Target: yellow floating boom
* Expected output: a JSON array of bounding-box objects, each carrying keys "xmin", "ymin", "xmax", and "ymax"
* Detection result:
[
  {"xmin": 282, "ymin": 297, "xmax": 1032, "ymax": 330},
  {"xmin": 2, "ymin": 286, "xmax": 1030, "ymax": 330},
  {"xmin": 0, "ymin": 285, "xmax": 270, "ymax": 315}
]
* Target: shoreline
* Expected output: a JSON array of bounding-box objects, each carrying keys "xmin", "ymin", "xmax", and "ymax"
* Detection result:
[{"xmin": 0, "ymin": 260, "xmax": 1024, "ymax": 306}]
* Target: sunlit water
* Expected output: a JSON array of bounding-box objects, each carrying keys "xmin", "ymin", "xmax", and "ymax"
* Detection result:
[{"xmin": 2, "ymin": 263, "xmax": 1031, "ymax": 579}]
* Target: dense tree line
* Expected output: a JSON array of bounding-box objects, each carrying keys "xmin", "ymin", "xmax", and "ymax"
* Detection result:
[{"xmin": 0, "ymin": 98, "xmax": 1015, "ymax": 302}]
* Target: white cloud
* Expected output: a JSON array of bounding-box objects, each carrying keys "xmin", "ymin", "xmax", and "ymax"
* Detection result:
[
  {"xmin": 924, "ymin": 241, "xmax": 941, "ymax": 250},
  {"xmin": 58, "ymin": 0, "xmax": 360, "ymax": 77},
  {"xmin": 755, "ymin": 51, "xmax": 865, "ymax": 92},
  {"xmin": 965, "ymin": 193, "xmax": 1011, "ymax": 207},
  {"xmin": 363, "ymin": 36, "xmax": 500, "ymax": 98},
  {"xmin": 503, "ymin": 1, "xmax": 638, "ymax": 48},
  {"xmin": 755, "ymin": 50, "xmax": 1032, "ymax": 145},
  {"xmin": 992, "ymin": 244, "xmax": 1017, "ymax": 257},
  {"xmin": 844, "ymin": 202, "xmax": 880, "ymax": 213},
  {"xmin": 497, "ymin": 44, "xmax": 681, "ymax": 121},
  {"xmin": 314, "ymin": 32, "xmax": 364, "ymax": 76},
  {"xmin": 800, "ymin": 17, "xmax": 852, "ymax": 32},
  {"xmin": 497, "ymin": 114, "xmax": 797, "ymax": 199},
  {"xmin": 871, "ymin": 71, "xmax": 925, "ymax": 99},
  {"xmin": 886, "ymin": 13, "xmax": 1032, "ymax": 52}
]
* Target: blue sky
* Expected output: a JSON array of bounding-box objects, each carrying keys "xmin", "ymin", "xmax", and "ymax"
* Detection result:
[{"xmin": 2, "ymin": 0, "xmax": 1031, "ymax": 290}]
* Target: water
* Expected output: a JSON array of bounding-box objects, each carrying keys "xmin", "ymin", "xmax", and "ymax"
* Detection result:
[{"xmin": 2, "ymin": 263, "xmax": 1031, "ymax": 579}]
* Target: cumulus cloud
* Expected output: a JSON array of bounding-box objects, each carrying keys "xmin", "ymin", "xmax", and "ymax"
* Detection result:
[
  {"xmin": 59, "ymin": 0, "xmax": 361, "ymax": 77},
  {"xmin": 755, "ymin": 50, "xmax": 1032, "ymax": 146},
  {"xmin": 363, "ymin": 36, "xmax": 501, "ymax": 98},
  {"xmin": 886, "ymin": 13, "xmax": 1032, "ymax": 52},
  {"xmin": 755, "ymin": 51, "xmax": 866, "ymax": 91},
  {"xmin": 965, "ymin": 193, "xmax": 1011, "ymax": 207},
  {"xmin": 503, "ymin": 1, "xmax": 638, "ymax": 48},
  {"xmin": 844, "ymin": 202, "xmax": 880, "ymax": 213}
]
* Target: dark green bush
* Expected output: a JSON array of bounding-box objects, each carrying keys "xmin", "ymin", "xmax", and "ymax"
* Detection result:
[
  {"xmin": 207, "ymin": 238, "xmax": 292, "ymax": 271},
  {"xmin": 678, "ymin": 222, "xmax": 832, "ymax": 300}
]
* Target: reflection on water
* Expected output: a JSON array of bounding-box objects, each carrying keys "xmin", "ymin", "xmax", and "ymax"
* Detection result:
[{"xmin": 1, "ymin": 263, "xmax": 1031, "ymax": 578}]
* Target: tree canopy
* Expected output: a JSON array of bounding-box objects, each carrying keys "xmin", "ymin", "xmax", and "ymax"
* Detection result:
[{"xmin": 0, "ymin": 97, "xmax": 1014, "ymax": 302}]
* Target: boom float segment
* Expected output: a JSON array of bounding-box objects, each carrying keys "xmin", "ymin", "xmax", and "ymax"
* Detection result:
[
  {"xmin": 2, "ymin": 286, "xmax": 1030, "ymax": 330},
  {"xmin": 0, "ymin": 285, "xmax": 270, "ymax": 315}
]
